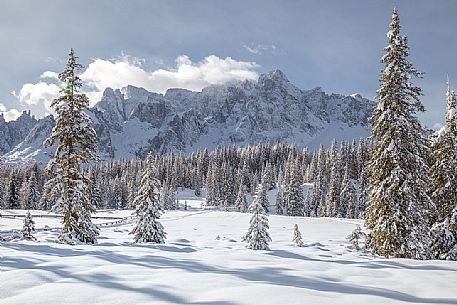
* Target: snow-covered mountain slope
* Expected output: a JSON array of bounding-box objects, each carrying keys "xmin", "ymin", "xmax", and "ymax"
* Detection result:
[
  {"xmin": 0, "ymin": 111, "xmax": 37, "ymax": 154},
  {"xmin": 2, "ymin": 115, "xmax": 56, "ymax": 165},
  {"xmin": 1, "ymin": 70, "xmax": 375, "ymax": 165}
]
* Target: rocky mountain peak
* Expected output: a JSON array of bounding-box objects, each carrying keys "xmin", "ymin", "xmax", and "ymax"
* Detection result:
[{"xmin": 1, "ymin": 70, "xmax": 375, "ymax": 165}]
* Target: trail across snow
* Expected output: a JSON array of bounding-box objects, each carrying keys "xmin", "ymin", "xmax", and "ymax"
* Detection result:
[{"xmin": 1, "ymin": 206, "xmax": 457, "ymax": 304}]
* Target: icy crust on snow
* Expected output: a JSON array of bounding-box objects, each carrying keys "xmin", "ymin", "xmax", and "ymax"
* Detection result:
[{"xmin": 2, "ymin": 70, "xmax": 375, "ymax": 164}]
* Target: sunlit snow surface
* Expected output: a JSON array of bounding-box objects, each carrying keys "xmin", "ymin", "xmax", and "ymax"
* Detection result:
[{"xmin": 1, "ymin": 191, "xmax": 456, "ymax": 305}]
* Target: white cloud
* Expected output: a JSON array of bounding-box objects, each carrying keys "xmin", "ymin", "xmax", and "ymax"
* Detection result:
[
  {"xmin": 80, "ymin": 54, "xmax": 260, "ymax": 105},
  {"xmin": 0, "ymin": 102, "xmax": 21, "ymax": 122},
  {"xmin": 13, "ymin": 54, "xmax": 260, "ymax": 115},
  {"xmin": 40, "ymin": 71, "xmax": 59, "ymax": 80},
  {"xmin": 12, "ymin": 82, "xmax": 60, "ymax": 113},
  {"xmin": 243, "ymin": 44, "xmax": 277, "ymax": 55}
]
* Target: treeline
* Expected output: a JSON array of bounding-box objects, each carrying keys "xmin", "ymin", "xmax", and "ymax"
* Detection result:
[{"xmin": 0, "ymin": 138, "xmax": 370, "ymax": 219}]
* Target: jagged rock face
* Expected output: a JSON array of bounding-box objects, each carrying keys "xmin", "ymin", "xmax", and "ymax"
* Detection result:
[
  {"xmin": 0, "ymin": 111, "xmax": 37, "ymax": 154},
  {"xmin": 1, "ymin": 70, "xmax": 375, "ymax": 165},
  {"xmin": 1, "ymin": 115, "xmax": 55, "ymax": 165},
  {"xmin": 88, "ymin": 69, "xmax": 374, "ymax": 158}
]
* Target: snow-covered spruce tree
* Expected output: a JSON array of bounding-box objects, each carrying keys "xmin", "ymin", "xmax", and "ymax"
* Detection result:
[
  {"xmin": 242, "ymin": 184, "xmax": 272, "ymax": 250},
  {"xmin": 313, "ymin": 144, "xmax": 328, "ymax": 217},
  {"xmin": 365, "ymin": 9, "xmax": 433, "ymax": 259},
  {"xmin": 159, "ymin": 180, "xmax": 178, "ymax": 210},
  {"xmin": 21, "ymin": 172, "xmax": 41, "ymax": 210},
  {"xmin": 89, "ymin": 171, "xmax": 102, "ymax": 209},
  {"xmin": 357, "ymin": 165, "xmax": 369, "ymax": 219},
  {"xmin": 326, "ymin": 139, "xmax": 341, "ymax": 217},
  {"xmin": 347, "ymin": 225, "xmax": 366, "ymax": 251},
  {"xmin": 256, "ymin": 183, "xmax": 270, "ymax": 213},
  {"xmin": 341, "ymin": 165, "xmax": 357, "ymax": 218},
  {"xmin": 21, "ymin": 211, "xmax": 36, "ymax": 241},
  {"xmin": 130, "ymin": 153, "xmax": 166, "ymax": 243},
  {"xmin": 261, "ymin": 162, "xmax": 275, "ymax": 191},
  {"xmin": 7, "ymin": 173, "xmax": 20, "ymax": 209},
  {"xmin": 284, "ymin": 159, "xmax": 304, "ymax": 216},
  {"xmin": 429, "ymin": 83, "xmax": 457, "ymax": 260},
  {"xmin": 205, "ymin": 161, "xmax": 217, "ymax": 206},
  {"xmin": 275, "ymin": 188, "xmax": 284, "ymax": 215},
  {"xmin": 43, "ymin": 48, "xmax": 99, "ymax": 245},
  {"xmin": 235, "ymin": 184, "xmax": 248, "ymax": 213},
  {"xmin": 159, "ymin": 183, "xmax": 170, "ymax": 210},
  {"xmin": 292, "ymin": 224, "xmax": 304, "ymax": 247}
]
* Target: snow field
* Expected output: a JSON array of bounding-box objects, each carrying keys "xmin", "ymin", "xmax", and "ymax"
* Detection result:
[{"xmin": 1, "ymin": 206, "xmax": 457, "ymax": 305}]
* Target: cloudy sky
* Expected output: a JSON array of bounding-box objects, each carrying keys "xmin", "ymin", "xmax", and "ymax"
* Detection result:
[{"xmin": 0, "ymin": 0, "xmax": 456, "ymax": 128}]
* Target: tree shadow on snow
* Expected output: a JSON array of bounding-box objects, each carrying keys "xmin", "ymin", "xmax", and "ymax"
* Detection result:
[
  {"xmin": 2, "ymin": 242, "xmax": 457, "ymax": 304},
  {"xmin": 0, "ymin": 243, "xmax": 235, "ymax": 305},
  {"xmin": 119, "ymin": 242, "xmax": 197, "ymax": 253},
  {"xmin": 267, "ymin": 249, "xmax": 457, "ymax": 272}
]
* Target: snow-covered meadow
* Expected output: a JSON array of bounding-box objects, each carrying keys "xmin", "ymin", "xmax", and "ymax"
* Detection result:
[{"xmin": 1, "ymin": 194, "xmax": 457, "ymax": 305}]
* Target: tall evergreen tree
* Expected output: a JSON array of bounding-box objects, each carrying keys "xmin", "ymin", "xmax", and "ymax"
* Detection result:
[
  {"xmin": 284, "ymin": 160, "xmax": 304, "ymax": 216},
  {"xmin": 21, "ymin": 172, "xmax": 41, "ymax": 210},
  {"xmin": 205, "ymin": 161, "xmax": 217, "ymax": 206},
  {"xmin": 42, "ymin": 49, "xmax": 99, "ymax": 245},
  {"xmin": 365, "ymin": 9, "xmax": 433, "ymax": 259},
  {"xmin": 429, "ymin": 82, "xmax": 457, "ymax": 223},
  {"xmin": 313, "ymin": 144, "xmax": 328, "ymax": 217},
  {"xmin": 256, "ymin": 183, "xmax": 270, "ymax": 213},
  {"xmin": 326, "ymin": 139, "xmax": 341, "ymax": 217},
  {"xmin": 275, "ymin": 188, "xmax": 284, "ymax": 215},
  {"xmin": 89, "ymin": 171, "xmax": 102, "ymax": 209},
  {"xmin": 7, "ymin": 173, "xmax": 20, "ymax": 209},
  {"xmin": 341, "ymin": 165, "xmax": 357, "ymax": 218},
  {"xmin": 429, "ymin": 82, "xmax": 457, "ymax": 260},
  {"xmin": 131, "ymin": 153, "xmax": 166, "ymax": 243},
  {"xmin": 234, "ymin": 184, "xmax": 248, "ymax": 213},
  {"xmin": 261, "ymin": 162, "xmax": 275, "ymax": 190},
  {"xmin": 357, "ymin": 166, "xmax": 369, "ymax": 219}
]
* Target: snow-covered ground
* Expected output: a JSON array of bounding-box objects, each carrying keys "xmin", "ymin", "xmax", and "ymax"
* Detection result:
[{"xmin": 1, "ymin": 198, "xmax": 457, "ymax": 304}]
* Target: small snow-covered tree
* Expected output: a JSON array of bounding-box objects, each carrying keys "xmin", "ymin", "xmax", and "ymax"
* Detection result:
[
  {"xmin": 365, "ymin": 9, "xmax": 433, "ymax": 259},
  {"xmin": 131, "ymin": 153, "xmax": 166, "ymax": 243},
  {"xmin": 21, "ymin": 211, "xmax": 36, "ymax": 241},
  {"xmin": 292, "ymin": 224, "xmax": 304, "ymax": 247},
  {"xmin": 242, "ymin": 184, "xmax": 271, "ymax": 250},
  {"xmin": 347, "ymin": 225, "xmax": 366, "ymax": 251},
  {"xmin": 42, "ymin": 49, "xmax": 99, "ymax": 245}
]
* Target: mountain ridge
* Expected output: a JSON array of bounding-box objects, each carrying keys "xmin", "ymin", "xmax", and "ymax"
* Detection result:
[{"xmin": 1, "ymin": 70, "xmax": 375, "ymax": 166}]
